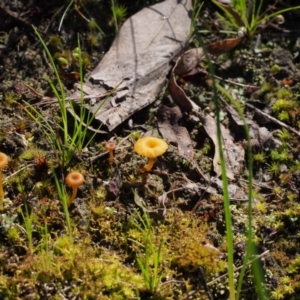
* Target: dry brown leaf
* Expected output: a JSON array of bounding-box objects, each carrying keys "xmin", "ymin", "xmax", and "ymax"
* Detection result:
[
  {"xmin": 70, "ymin": 0, "xmax": 192, "ymax": 131},
  {"xmin": 168, "ymin": 71, "xmax": 194, "ymax": 114},
  {"xmin": 223, "ymin": 101, "xmax": 282, "ymax": 150},
  {"xmin": 169, "ymin": 36, "xmax": 244, "ymax": 114},
  {"xmin": 167, "ymin": 34, "xmax": 246, "ymax": 179},
  {"xmin": 174, "ymin": 48, "xmax": 205, "ymax": 76},
  {"xmin": 172, "ymin": 37, "xmax": 243, "ymax": 77},
  {"xmin": 157, "ymin": 105, "xmax": 194, "ymax": 160},
  {"xmin": 206, "ymin": 37, "xmax": 244, "ymax": 56},
  {"xmin": 201, "ymin": 113, "xmax": 245, "ymax": 180}
]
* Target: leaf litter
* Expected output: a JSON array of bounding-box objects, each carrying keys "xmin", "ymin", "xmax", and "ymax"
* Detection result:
[{"xmin": 70, "ymin": 0, "xmax": 193, "ymax": 131}]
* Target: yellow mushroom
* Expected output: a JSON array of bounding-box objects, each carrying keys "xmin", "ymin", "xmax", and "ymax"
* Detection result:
[
  {"xmin": 65, "ymin": 171, "xmax": 85, "ymax": 206},
  {"xmin": 134, "ymin": 136, "xmax": 168, "ymax": 172}
]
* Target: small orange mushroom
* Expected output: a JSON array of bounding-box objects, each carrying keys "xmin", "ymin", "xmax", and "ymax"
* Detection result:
[
  {"xmin": 134, "ymin": 137, "xmax": 168, "ymax": 172},
  {"xmin": 65, "ymin": 171, "xmax": 85, "ymax": 206},
  {"xmin": 105, "ymin": 141, "xmax": 116, "ymax": 165},
  {"xmin": 0, "ymin": 152, "xmax": 8, "ymax": 198},
  {"xmin": 0, "ymin": 152, "xmax": 9, "ymax": 200}
]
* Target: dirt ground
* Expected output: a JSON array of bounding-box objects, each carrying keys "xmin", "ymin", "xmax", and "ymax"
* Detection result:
[{"xmin": 1, "ymin": 0, "xmax": 300, "ymax": 299}]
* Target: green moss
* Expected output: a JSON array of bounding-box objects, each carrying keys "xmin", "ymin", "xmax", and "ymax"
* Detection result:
[
  {"xmin": 272, "ymin": 99, "xmax": 295, "ymax": 113},
  {"xmin": 88, "ymin": 18, "xmax": 98, "ymax": 30},
  {"xmin": 7, "ymin": 226, "xmax": 21, "ymax": 243},
  {"xmin": 253, "ymin": 152, "xmax": 266, "ymax": 163},
  {"xmin": 166, "ymin": 211, "xmax": 226, "ymax": 276},
  {"xmin": 270, "ymin": 149, "xmax": 292, "ymax": 162},
  {"xmin": 278, "ymin": 110, "xmax": 290, "ymax": 121},
  {"xmin": 260, "ymin": 82, "xmax": 272, "ymax": 93},
  {"xmin": 20, "ymin": 146, "xmax": 47, "ymax": 161},
  {"xmin": 130, "ymin": 130, "xmax": 142, "ymax": 140},
  {"xmin": 4, "ymin": 91, "xmax": 19, "ymax": 106},
  {"xmin": 86, "ymin": 33, "xmax": 102, "ymax": 47},
  {"xmin": 267, "ymin": 162, "xmax": 280, "ymax": 176},
  {"xmin": 276, "ymin": 128, "xmax": 290, "ymax": 141},
  {"xmin": 270, "ymin": 64, "xmax": 281, "ymax": 74},
  {"xmin": 0, "ymin": 274, "xmax": 12, "ymax": 298},
  {"xmin": 277, "ymin": 88, "xmax": 292, "ymax": 99},
  {"xmin": 48, "ymin": 35, "xmax": 62, "ymax": 47}
]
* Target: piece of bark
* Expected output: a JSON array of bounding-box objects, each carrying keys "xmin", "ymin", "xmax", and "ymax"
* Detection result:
[{"xmin": 70, "ymin": 0, "xmax": 192, "ymax": 131}]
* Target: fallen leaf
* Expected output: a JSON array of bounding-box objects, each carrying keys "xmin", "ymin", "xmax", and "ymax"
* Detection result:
[
  {"xmin": 201, "ymin": 113, "xmax": 245, "ymax": 180},
  {"xmin": 174, "ymin": 47, "xmax": 205, "ymax": 76},
  {"xmin": 157, "ymin": 105, "xmax": 194, "ymax": 160},
  {"xmin": 173, "ymin": 37, "xmax": 243, "ymax": 76},
  {"xmin": 223, "ymin": 100, "xmax": 282, "ymax": 151},
  {"xmin": 206, "ymin": 37, "xmax": 244, "ymax": 56},
  {"xmin": 167, "ymin": 34, "xmax": 248, "ymax": 179},
  {"xmin": 169, "ymin": 36, "xmax": 244, "ymax": 114},
  {"xmin": 70, "ymin": 0, "xmax": 192, "ymax": 131},
  {"xmin": 168, "ymin": 71, "xmax": 194, "ymax": 113}
]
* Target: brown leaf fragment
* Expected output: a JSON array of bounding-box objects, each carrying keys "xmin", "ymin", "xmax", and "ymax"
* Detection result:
[
  {"xmin": 224, "ymin": 103, "xmax": 281, "ymax": 150},
  {"xmin": 169, "ymin": 36, "xmax": 243, "ymax": 114},
  {"xmin": 174, "ymin": 48, "xmax": 205, "ymax": 76},
  {"xmin": 168, "ymin": 71, "xmax": 194, "ymax": 113},
  {"xmin": 69, "ymin": 0, "xmax": 192, "ymax": 131},
  {"xmin": 206, "ymin": 37, "xmax": 244, "ymax": 56},
  {"xmin": 201, "ymin": 114, "xmax": 245, "ymax": 180},
  {"xmin": 222, "ymin": 100, "xmax": 281, "ymax": 151},
  {"xmin": 157, "ymin": 105, "xmax": 194, "ymax": 160}
]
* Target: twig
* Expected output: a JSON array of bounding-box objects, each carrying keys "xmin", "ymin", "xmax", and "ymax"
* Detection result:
[
  {"xmin": 180, "ymin": 250, "xmax": 270, "ymax": 299},
  {"xmin": 207, "ymin": 250, "xmax": 270, "ymax": 286},
  {"xmin": 90, "ymin": 134, "xmax": 133, "ymax": 163},
  {"xmin": 22, "ymin": 81, "xmax": 121, "ymax": 107},
  {"xmin": 0, "ymin": 3, "xmax": 46, "ymax": 34},
  {"xmin": 246, "ymin": 103, "xmax": 300, "ymax": 137},
  {"xmin": 4, "ymin": 164, "xmax": 35, "ymax": 183},
  {"xmin": 213, "ymin": 74, "xmax": 257, "ymax": 89},
  {"xmin": 198, "ymin": 267, "xmax": 213, "ymax": 300}
]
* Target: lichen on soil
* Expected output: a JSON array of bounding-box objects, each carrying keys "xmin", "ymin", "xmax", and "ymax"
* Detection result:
[{"xmin": 1, "ymin": 0, "xmax": 300, "ymax": 299}]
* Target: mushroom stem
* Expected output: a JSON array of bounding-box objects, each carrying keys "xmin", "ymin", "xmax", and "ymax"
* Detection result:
[
  {"xmin": 0, "ymin": 152, "xmax": 9, "ymax": 210},
  {"xmin": 0, "ymin": 171, "xmax": 4, "ymax": 210},
  {"xmin": 0, "ymin": 171, "xmax": 3, "ymax": 199},
  {"xmin": 144, "ymin": 158, "xmax": 155, "ymax": 172},
  {"xmin": 108, "ymin": 151, "xmax": 114, "ymax": 165},
  {"xmin": 105, "ymin": 142, "xmax": 116, "ymax": 166},
  {"xmin": 68, "ymin": 187, "xmax": 78, "ymax": 206}
]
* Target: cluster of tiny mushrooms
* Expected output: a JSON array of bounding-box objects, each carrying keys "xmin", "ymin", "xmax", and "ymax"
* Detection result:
[{"xmin": 0, "ymin": 136, "xmax": 168, "ymax": 207}]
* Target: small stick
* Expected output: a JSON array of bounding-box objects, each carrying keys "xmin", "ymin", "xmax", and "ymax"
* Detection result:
[
  {"xmin": 90, "ymin": 134, "xmax": 133, "ymax": 163},
  {"xmin": 246, "ymin": 103, "xmax": 300, "ymax": 137},
  {"xmin": 198, "ymin": 267, "xmax": 213, "ymax": 300},
  {"xmin": 4, "ymin": 164, "xmax": 35, "ymax": 183},
  {"xmin": 22, "ymin": 82, "xmax": 121, "ymax": 107},
  {"xmin": 180, "ymin": 250, "xmax": 270, "ymax": 299}
]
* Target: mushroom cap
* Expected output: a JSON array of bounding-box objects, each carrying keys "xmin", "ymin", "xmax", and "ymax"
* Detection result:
[
  {"xmin": 0, "ymin": 152, "xmax": 9, "ymax": 169},
  {"xmin": 105, "ymin": 141, "xmax": 116, "ymax": 151},
  {"xmin": 65, "ymin": 172, "xmax": 85, "ymax": 188},
  {"xmin": 134, "ymin": 137, "xmax": 168, "ymax": 158}
]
